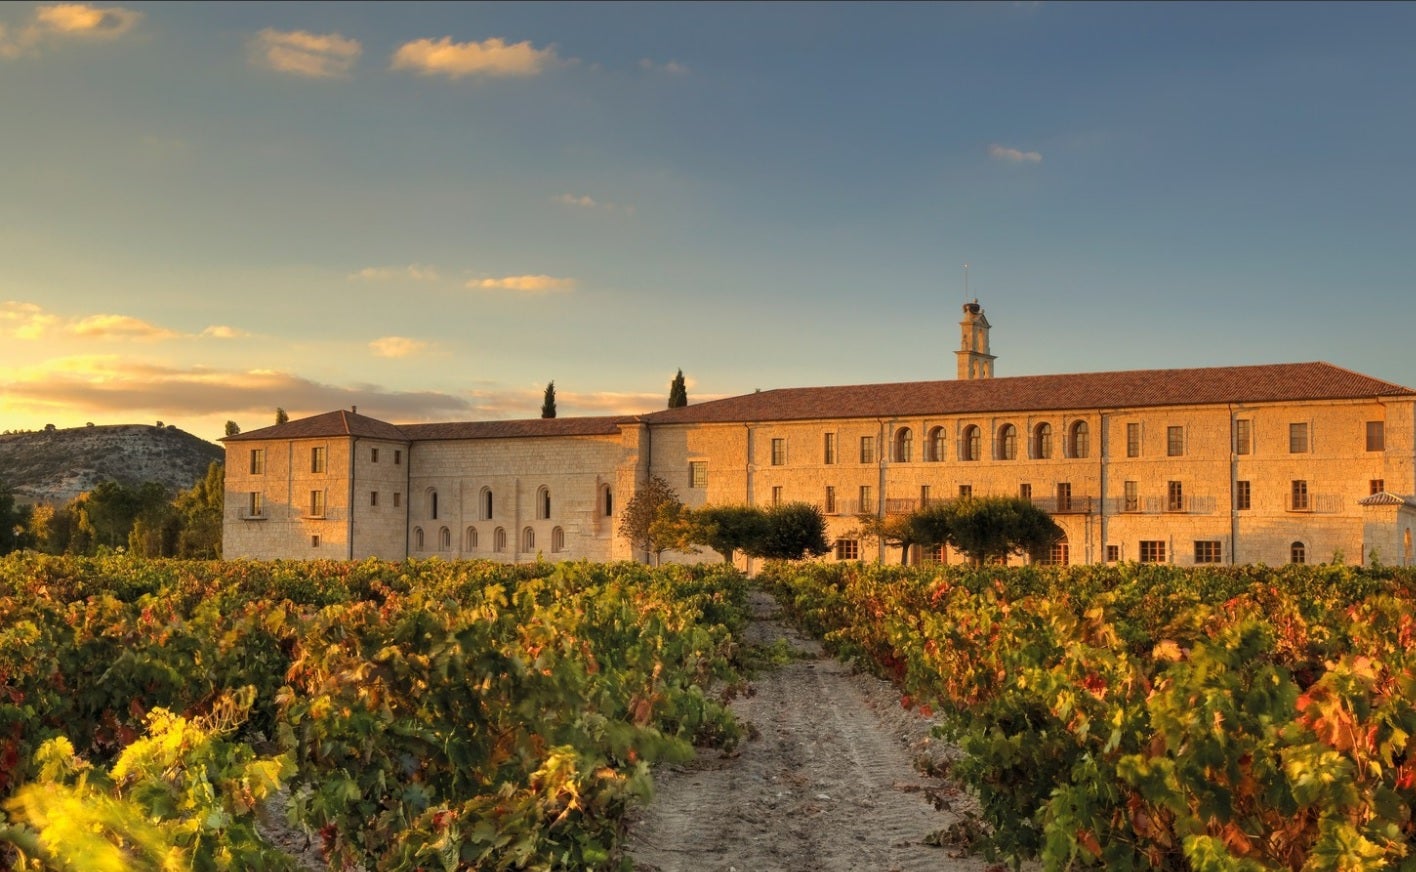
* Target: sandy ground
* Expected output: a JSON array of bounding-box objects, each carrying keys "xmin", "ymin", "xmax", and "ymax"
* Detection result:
[{"xmin": 624, "ymin": 590, "xmax": 1016, "ymax": 872}]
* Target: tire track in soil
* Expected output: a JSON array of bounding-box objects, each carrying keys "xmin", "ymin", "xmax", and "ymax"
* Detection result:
[{"xmin": 626, "ymin": 590, "xmax": 1010, "ymax": 872}]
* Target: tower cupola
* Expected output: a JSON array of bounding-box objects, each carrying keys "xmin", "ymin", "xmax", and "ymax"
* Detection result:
[{"xmin": 955, "ymin": 299, "xmax": 995, "ymax": 380}]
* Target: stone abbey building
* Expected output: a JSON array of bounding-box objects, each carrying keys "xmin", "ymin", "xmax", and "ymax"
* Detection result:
[{"xmin": 223, "ymin": 303, "xmax": 1416, "ymax": 568}]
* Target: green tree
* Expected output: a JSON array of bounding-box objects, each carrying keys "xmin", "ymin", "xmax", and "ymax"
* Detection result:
[
  {"xmin": 667, "ymin": 369, "xmax": 688, "ymax": 408},
  {"xmin": 172, "ymin": 461, "xmax": 224, "ymax": 558},
  {"xmin": 684, "ymin": 504, "xmax": 768, "ymax": 564},
  {"xmin": 224, "ymin": 420, "xmax": 241, "ymax": 437},
  {"xmin": 541, "ymin": 381, "xmax": 557, "ymax": 419},
  {"xmin": 747, "ymin": 502, "xmax": 830, "ymax": 561},
  {"xmin": 617, "ymin": 475, "xmax": 682, "ymax": 564},
  {"xmin": 0, "ymin": 480, "xmax": 30, "ymax": 555},
  {"xmin": 854, "ymin": 512, "xmax": 918, "ymax": 565},
  {"xmin": 907, "ymin": 501, "xmax": 953, "ymax": 555},
  {"xmin": 275, "ymin": 408, "xmax": 289, "ymax": 425},
  {"xmin": 941, "ymin": 495, "xmax": 1061, "ymax": 566}
]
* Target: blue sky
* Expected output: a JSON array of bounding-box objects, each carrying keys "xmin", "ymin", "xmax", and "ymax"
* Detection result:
[{"xmin": 2, "ymin": 2, "xmax": 1413, "ymax": 442}]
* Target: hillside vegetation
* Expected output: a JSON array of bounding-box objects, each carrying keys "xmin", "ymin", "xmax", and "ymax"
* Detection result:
[{"xmin": 0, "ymin": 423, "xmax": 222, "ymax": 505}]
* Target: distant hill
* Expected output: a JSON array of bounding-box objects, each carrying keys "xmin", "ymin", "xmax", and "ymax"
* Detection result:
[{"xmin": 0, "ymin": 424, "xmax": 224, "ymax": 505}]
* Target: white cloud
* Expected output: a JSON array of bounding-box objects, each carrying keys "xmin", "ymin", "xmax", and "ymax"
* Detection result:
[
  {"xmin": 390, "ymin": 36, "xmax": 561, "ymax": 79},
  {"xmin": 988, "ymin": 143, "xmax": 1043, "ymax": 164},
  {"xmin": 555, "ymin": 193, "xmax": 634, "ymax": 215},
  {"xmin": 250, "ymin": 28, "xmax": 361, "ymax": 79},
  {"xmin": 69, "ymin": 313, "xmax": 178, "ymax": 341},
  {"xmin": 200, "ymin": 325, "xmax": 248, "ymax": 339},
  {"xmin": 349, "ymin": 264, "xmax": 440, "ymax": 282},
  {"xmin": 469, "ymin": 275, "xmax": 576, "ymax": 293},
  {"xmin": 369, "ymin": 336, "xmax": 429, "ymax": 358},
  {"xmin": 639, "ymin": 57, "xmax": 689, "ymax": 75},
  {"xmin": 1, "ymin": 3, "xmax": 141, "ymax": 58}
]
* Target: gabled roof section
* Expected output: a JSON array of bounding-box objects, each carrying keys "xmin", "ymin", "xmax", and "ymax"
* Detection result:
[
  {"xmin": 400, "ymin": 416, "xmax": 639, "ymax": 441},
  {"xmin": 1358, "ymin": 492, "xmax": 1416, "ymax": 508},
  {"xmin": 223, "ymin": 410, "xmax": 411, "ymax": 443},
  {"xmin": 642, "ymin": 362, "xmax": 1416, "ymax": 425}
]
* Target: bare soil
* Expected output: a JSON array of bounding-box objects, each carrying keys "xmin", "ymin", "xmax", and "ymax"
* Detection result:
[{"xmin": 625, "ymin": 590, "xmax": 1019, "ymax": 872}]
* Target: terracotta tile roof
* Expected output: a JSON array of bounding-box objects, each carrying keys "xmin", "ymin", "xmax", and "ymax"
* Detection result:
[
  {"xmin": 1358, "ymin": 492, "xmax": 1416, "ymax": 507},
  {"xmin": 642, "ymin": 362, "xmax": 1416, "ymax": 425},
  {"xmin": 400, "ymin": 416, "xmax": 639, "ymax": 441},
  {"xmin": 223, "ymin": 410, "xmax": 411, "ymax": 442}
]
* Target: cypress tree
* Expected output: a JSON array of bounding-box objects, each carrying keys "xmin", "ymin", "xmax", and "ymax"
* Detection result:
[
  {"xmin": 667, "ymin": 369, "xmax": 688, "ymax": 408},
  {"xmin": 541, "ymin": 381, "xmax": 557, "ymax": 419}
]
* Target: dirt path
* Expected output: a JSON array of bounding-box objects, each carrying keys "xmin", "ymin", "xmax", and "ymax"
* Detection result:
[{"xmin": 625, "ymin": 590, "xmax": 1011, "ymax": 872}]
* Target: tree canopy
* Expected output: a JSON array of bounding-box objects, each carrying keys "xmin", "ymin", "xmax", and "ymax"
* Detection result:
[
  {"xmin": 746, "ymin": 502, "xmax": 831, "ymax": 562},
  {"xmin": 667, "ymin": 369, "xmax": 688, "ymax": 408},
  {"xmin": 684, "ymin": 504, "xmax": 768, "ymax": 564},
  {"xmin": 939, "ymin": 496, "xmax": 1062, "ymax": 566},
  {"xmin": 275, "ymin": 408, "xmax": 289, "ymax": 425},
  {"xmin": 617, "ymin": 475, "xmax": 682, "ymax": 564},
  {"xmin": 541, "ymin": 381, "xmax": 557, "ymax": 419}
]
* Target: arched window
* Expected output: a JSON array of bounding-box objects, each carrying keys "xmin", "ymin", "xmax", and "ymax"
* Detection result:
[
  {"xmin": 536, "ymin": 486, "xmax": 551, "ymax": 520},
  {"xmin": 480, "ymin": 487, "xmax": 493, "ymax": 521},
  {"xmin": 1291, "ymin": 541, "xmax": 1306, "ymax": 565},
  {"xmin": 893, "ymin": 427, "xmax": 913, "ymax": 463},
  {"xmin": 438, "ymin": 527, "xmax": 451, "ymax": 551},
  {"xmin": 997, "ymin": 424, "xmax": 1017, "ymax": 460},
  {"xmin": 926, "ymin": 427, "xmax": 945, "ymax": 462},
  {"xmin": 428, "ymin": 489, "xmax": 439, "ymax": 520},
  {"xmin": 1069, "ymin": 421, "xmax": 1090, "ymax": 459},
  {"xmin": 413, "ymin": 527, "xmax": 425, "ymax": 550},
  {"xmin": 522, "ymin": 527, "xmax": 535, "ymax": 551},
  {"xmin": 551, "ymin": 526, "xmax": 565, "ymax": 553},
  {"xmin": 493, "ymin": 527, "xmax": 506, "ymax": 553},
  {"xmin": 1033, "ymin": 423, "xmax": 1053, "ymax": 459},
  {"xmin": 601, "ymin": 485, "xmax": 613, "ymax": 517},
  {"xmin": 961, "ymin": 425, "xmax": 981, "ymax": 461},
  {"xmin": 465, "ymin": 526, "xmax": 478, "ymax": 550}
]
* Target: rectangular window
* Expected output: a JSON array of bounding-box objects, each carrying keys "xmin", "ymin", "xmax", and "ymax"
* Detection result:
[
  {"xmin": 1371, "ymin": 479, "xmax": 1386, "ymax": 496},
  {"xmin": 249, "ymin": 448, "xmax": 265, "ymax": 475},
  {"xmin": 309, "ymin": 489, "xmax": 325, "ymax": 517},
  {"xmin": 1194, "ymin": 541, "xmax": 1222, "ymax": 564},
  {"xmin": 771, "ymin": 438, "xmax": 786, "ymax": 466},
  {"xmin": 1235, "ymin": 419, "xmax": 1252, "ymax": 455},
  {"xmin": 824, "ymin": 433, "xmax": 836, "ymax": 465},
  {"xmin": 248, "ymin": 491, "xmax": 263, "ymax": 516},
  {"xmin": 1367, "ymin": 421, "xmax": 1385, "ymax": 452},
  {"xmin": 311, "ymin": 535, "xmax": 320, "ymax": 548},
  {"xmin": 394, "ymin": 449, "xmax": 402, "ymax": 465},
  {"xmin": 1167, "ymin": 481, "xmax": 1184, "ymax": 512},
  {"xmin": 958, "ymin": 484, "xmax": 972, "ymax": 500},
  {"xmin": 370, "ymin": 491, "xmax": 379, "ymax": 507},
  {"xmin": 1140, "ymin": 541, "xmax": 1166, "ymax": 563},
  {"xmin": 1106, "ymin": 545, "xmax": 1120, "ymax": 563},
  {"xmin": 824, "ymin": 486, "xmax": 837, "ymax": 514},
  {"xmin": 920, "ymin": 484, "xmax": 932, "ymax": 506},
  {"xmin": 1047, "ymin": 541, "xmax": 1069, "ymax": 566},
  {"xmin": 1289, "ymin": 423, "xmax": 1309, "ymax": 454},
  {"xmin": 371, "ymin": 448, "xmax": 379, "ymax": 463},
  {"xmin": 771, "ymin": 486, "xmax": 783, "ymax": 506},
  {"xmin": 1123, "ymin": 480, "xmax": 1139, "ymax": 512},
  {"xmin": 1018, "ymin": 483, "xmax": 1031, "ymax": 501},
  {"xmin": 835, "ymin": 539, "xmax": 860, "ymax": 561},
  {"xmin": 690, "ymin": 461, "xmax": 708, "ymax": 488},
  {"xmin": 393, "ymin": 492, "xmax": 402, "ymax": 508},
  {"xmin": 859, "ymin": 485, "xmax": 873, "ymax": 512},
  {"xmin": 1291, "ymin": 479, "xmax": 1310, "ymax": 511},
  {"xmin": 860, "ymin": 436, "xmax": 875, "ymax": 464},
  {"xmin": 1236, "ymin": 480, "xmax": 1251, "ymax": 510},
  {"xmin": 1167, "ymin": 426, "xmax": 1184, "ymax": 457},
  {"xmin": 1056, "ymin": 482, "xmax": 1072, "ymax": 512},
  {"xmin": 1126, "ymin": 422, "xmax": 1141, "ymax": 457},
  {"xmin": 311, "ymin": 446, "xmax": 326, "ymax": 473}
]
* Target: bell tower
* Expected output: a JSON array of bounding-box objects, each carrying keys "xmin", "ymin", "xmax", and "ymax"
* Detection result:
[{"xmin": 955, "ymin": 299, "xmax": 995, "ymax": 380}]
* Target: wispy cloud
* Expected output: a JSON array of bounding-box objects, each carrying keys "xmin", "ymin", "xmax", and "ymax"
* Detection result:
[
  {"xmin": 200, "ymin": 325, "xmax": 249, "ymax": 339},
  {"xmin": 988, "ymin": 143, "xmax": 1043, "ymax": 164},
  {"xmin": 0, "ymin": 355, "xmax": 476, "ymax": 422},
  {"xmin": 369, "ymin": 336, "xmax": 430, "ymax": 359},
  {"xmin": 639, "ymin": 57, "xmax": 689, "ymax": 75},
  {"xmin": 2, "ymin": 302, "xmax": 251, "ymax": 343},
  {"xmin": 390, "ymin": 36, "xmax": 561, "ymax": 79},
  {"xmin": 349, "ymin": 264, "xmax": 441, "ymax": 282},
  {"xmin": 1, "ymin": 3, "xmax": 141, "ymax": 58},
  {"xmin": 554, "ymin": 193, "xmax": 634, "ymax": 215},
  {"xmin": 469, "ymin": 275, "xmax": 576, "ymax": 293},
  {"xmin": 69, "ymin": 313, "xmax": 179, "ymax": 341},
  {"xmin": 250, "ymin": 28, "xmax": 361, "ymax": 78}
]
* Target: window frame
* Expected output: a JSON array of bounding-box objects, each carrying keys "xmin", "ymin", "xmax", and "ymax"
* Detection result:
[
  {"xmin": 770, "ymin": 437, "xmax": 787, "ymax": 466},
  {"xmin": 997, "ymin": 423, "xmax": 1017, "ymax": 461},
  {"xmin": 894, "ymin": 427, "xmax": 913, "ymax": 463},
  {"xmin": 961, "ymin": 425, "xmax": 981, "ymax": 462},
  {"xmin": 1069, "ymin": 421, "xmax": 1090, "ymax": 459},
  {"xmin": 834, "ymin": 538, "xmax": 860, "ymax": 561},
  {"xmin": 824, "ymin": 432, "xmax": 836, "ymax": 465},
  {"xmin": 1194, "ymin": 541, "xmax": 1222, "ymax": 564},
  {"xmin": 1167, "ymin": 425, "xmax": 1184, "ymax": 457},
  {"xmin": 1290, "ymin": 479, "xmax": 1310, "ymax": 511},
  {"xmin": 1235, "ymin": 419, "xmax": 1252, "ymax": 455},
  {"xmin": 689, "ymin": 461, "xmax": 708, "ymax": 489},
  {"xmin": 1139, "ymin": 540, "xmax": 1166, "ymax": 563},
  {"xmin": 1236, "ymin": 480, "xmax": 1251, "ymax": 511},
  {"xmin": 311, "ymin": 446, "xmax": 326, "ymax": 474},
  {"xmin": 859, "ymin": 435, "xmax": 875, "ymax": 464},
  {"xmin": 1032, "ymin": 422, "xmax": 1052, "ymax": 459},
  {"xmin": 1167, "ymin": 480, "xmax": 1184, "ymax": 512},
  {"xmin": 1367, "ymin": 421, "xmax": 1385, "ymax": 452},
  {"xmin": 1289, "ymin": 422, "xmax": 1310, "ymax": 454},
  {"xmin": 1126, "ymin": 422, "xmax": 1141, "ymax": 458},
  {"xmin": 249, "ymin": 448, "xmax": 265, "ymax": 475}
]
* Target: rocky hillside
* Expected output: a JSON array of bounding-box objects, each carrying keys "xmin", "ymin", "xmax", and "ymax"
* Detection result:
[{"xmin": 0, "ymin": 424, "xmax": 224, "ymax": 505}]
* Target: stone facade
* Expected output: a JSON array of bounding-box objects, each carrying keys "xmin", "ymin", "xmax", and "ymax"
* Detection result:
[{"xmin": 224, "ymin": 306, "xmax": 1416, "ymax": 568}]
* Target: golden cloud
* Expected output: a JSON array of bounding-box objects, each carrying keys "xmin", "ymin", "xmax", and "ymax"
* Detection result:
[
  {"xmin": 390, "ymin": 36, "xmax": 560, "ymax": 79},
  {"xmin": 0, "ymin": 301, "xmax": 60, "ymax": 339},
  {"xmin": 250, "ymin": 28, "xmax": 361, "ymax": 78},
  {"xmin": 469, "ymin": 275, "xmax": 576, "ymax": 293},
  {"xmin": 369, "ymin": 336, "xmax": 430, "ymax": 359},
  {"xmin": 349, "ymin": 264, "xmax": 440, "ymax": 282},
  {"xmin": 69, "ymin": 314, "xmax": 179, "ymax": 341},
  {"xmin": 1, "ymin": 3, "xmax": 141, "ymax": 57}
]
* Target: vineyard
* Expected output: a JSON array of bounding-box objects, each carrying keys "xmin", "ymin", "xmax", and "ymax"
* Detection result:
[
  {"xmin": 762, "ymin": 560, "xmax": 1416, "ymax": 871},
  {"xmin": 0, "ymin": 555, "xmax": 750, "ymax": 871}
]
